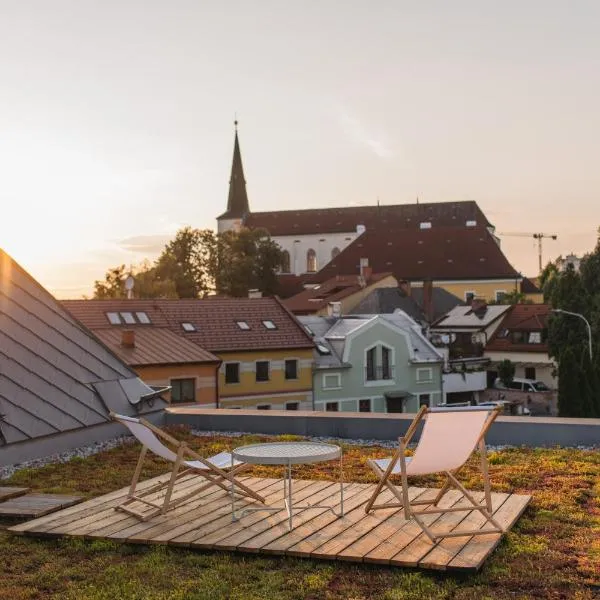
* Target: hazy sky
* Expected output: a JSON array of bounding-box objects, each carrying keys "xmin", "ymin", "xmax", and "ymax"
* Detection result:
[{"xmin": 1, "ymin": 1, "xmax": 599, "ymax": 297}]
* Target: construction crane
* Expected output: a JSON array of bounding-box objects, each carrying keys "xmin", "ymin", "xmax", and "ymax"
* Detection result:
[{"xmin": 496, "ymin": 232, "xmax": 558, "ymax": 273}]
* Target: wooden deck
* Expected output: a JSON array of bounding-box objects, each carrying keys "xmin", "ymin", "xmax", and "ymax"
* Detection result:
[{"xmin": 8, "ymin": 474, "xmax": 530, "ymax": 571}]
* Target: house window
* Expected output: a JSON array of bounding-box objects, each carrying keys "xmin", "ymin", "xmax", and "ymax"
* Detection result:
[
  {"xmin": 359, "ymin": 399, "xmax": 371, "ymax": 412},
  {"xmin": 307, "ymin": 249, "xmax": 317, "ymax": 272},
  {"xmin": 323, "ymin": 373, "xmax": 341, "ymax": 389},
  {"xmin": 528, "ymin": 331, "xmax": 542, "ymax": 344},
  {"xmin": 225, "ymin": 363, "xmax": 240, "ymax": 384},
  {"xmin": 257, "ymin": 404, "xmax": 271, "ymax": 410},
  {"xmin": 106, "ymin": 312, "xmax": 121, "ymax": 325},
  {"xmin": 495, "ymin": 291, "xmax": 507, "ymax": 303},
  {"xmin": 416, "ymin": 368, "xmax": 433, "ymax": 383},
  {"xmin": 285, "ymin": 359, "xmax": 298, "ymax": 380},
  {"xmin": 525, "ymin": 367, "xmax": 536, "ymax": 380},
  {"xmin": 331, "ymin": 247, "xmax": 340, "ymax": 260},
  {"xmin": 136, "ymin": 312, "xmax": 151, "ymax": 324},
  {"xmin": 419, "ymin": 393, "xmax": 431, "ymax": 408},
  {"xmin": 181, "ymin": 322, "xmax": 196, "ymax": 332},
  {"xmin": 465, "ymin": 291, "xmax": 475, "ymax": 304},
  {"xmin": 236, "ymin": 321, "xmax": 250, "ymax": 330},
  {"xmin": 325, "ymin": 402, "xmax": 339, "ymax": 412},
  {"xmin": 255, "ymin": 361, "xmax": 270, "ymax": 382},
  {"xmin": 366, "ymin": 347, "xmax": 376, "ymax": 381},
  {"xmin": 262, "ymin": 320, "xmax": 277, "ymax": 330},
  {"xmin": 281, "ymin": 250, "xmax": 291, "ymax": 273},
  {"xmin": 170, "ymin": 378, "xmax": 195, "ymax": 404},
  {"xmin": 120, "ymin": 312, "xmax": 136, "ymax": 324},
  {"xmin": 366, "ymin": 345, "xmax": 394, "ymax": 381},
  {"xmin": 286, "ymin": 402, "xmax": 299, "ymax": 410}
]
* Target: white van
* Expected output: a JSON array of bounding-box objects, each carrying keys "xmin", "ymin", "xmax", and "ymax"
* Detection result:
[{"xmin": 493, "ymin": 377, "xmax": 550, "ymax": 393}]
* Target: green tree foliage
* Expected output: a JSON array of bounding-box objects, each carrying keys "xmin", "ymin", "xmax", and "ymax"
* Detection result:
[
  {"xmin": 93, "ymin": 227, "xmax": 284, "ymax": 300},
  {"xmin": 492, "ymin": 290, "xmax": 533, "ymax": 305},
  {"xmin": 546, "ymin": 235, "xmax": 600, "ymax": 417},
  {"xmin": 215, "ymin": 228, "xmax": 283, "ymax": 297},
  {"xmin": 497, "ymin": 359, "xmax": 516, "ymax": 388}
]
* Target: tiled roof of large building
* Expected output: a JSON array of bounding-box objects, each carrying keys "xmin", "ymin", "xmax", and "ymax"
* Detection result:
[
  {"xmin": 62, "ymin": 297, "xmax": 315, "ymax": 354},
  {"xmin": 244, "ymin": 200, "xmax": 490, "ymax": 236},
  {"xmin": 306, "ymin": 226, "xmax": 519, "ymax": 283},
  {"xmin": 283, "ymin": 273, "xmax": 394, "ymax": 315},
  {"xmin": 485, "ymin": 304, "xmax": 551, "ymax": 353},
  {"xmin": 0, "ymin": 250, "xmax": 165, "ymax": 448}
]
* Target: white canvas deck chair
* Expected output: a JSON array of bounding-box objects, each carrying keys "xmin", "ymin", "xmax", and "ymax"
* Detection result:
[
  {"xmin": 111, "ymin": 413, "xmax": 265, "ymax": 521},
  {"xmin": 364, "ymin": 405, "xmax": 504, "ymax": 543}
]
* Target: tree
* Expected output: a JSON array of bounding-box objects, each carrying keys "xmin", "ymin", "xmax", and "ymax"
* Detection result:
[
  {"xmin": 93, "ymin": 261, "xmax": 178, "ymax": 299},
  {"xmin": 93, "ymin": 265, "xmax": 128, "ymax": 299},
  {"xmin": 492, "ymin": 290, "xmax": 532, "ymax": 305},
  {"xmin": 557, "ymin": 347, "xmax": 584, "ymax": 417},
  {"xmin": 497, "ymin": 359, "xmax": 516, "ymax": 388},
  {"xmin": 214, "ymin": 228, "xmax": 284, "ymax": 297}
]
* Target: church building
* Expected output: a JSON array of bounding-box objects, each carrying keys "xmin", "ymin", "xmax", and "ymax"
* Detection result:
[{"xmin": 216, "ymin": 124, "xmax": 533, "ymax": 304}]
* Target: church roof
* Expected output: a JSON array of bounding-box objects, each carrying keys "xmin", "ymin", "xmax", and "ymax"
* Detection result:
[
  {"xmin": 217, "ymin": 122, "xmax": 250, "ymax": 220},
  {"xmin": 244, "ymin": 200, "xmax": 490, "ymax": 236},
  {"xmin": 305, "ymin": 226, "xmax": 520, "ymax": 283}
]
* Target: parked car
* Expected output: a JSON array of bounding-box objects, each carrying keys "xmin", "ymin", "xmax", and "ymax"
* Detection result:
[{"xmin": 493, "ymin": 377, "xmax": 550, "ymax": 393}]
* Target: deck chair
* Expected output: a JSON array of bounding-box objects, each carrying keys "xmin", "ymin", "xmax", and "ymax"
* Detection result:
[
  {"xmin": 110, "ymin": 412, "xmax": 265, "ymax": 521},
  {"xmin": 364, "ymin": 405, "xmax": 504, "ymax": 543}
]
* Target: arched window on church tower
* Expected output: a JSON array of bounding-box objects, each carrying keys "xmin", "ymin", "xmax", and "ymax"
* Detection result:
[
  {"xmin": 280, "ymin": 250, "xmax": 291, "ymax": 273},
  {"xmin": 307, "ymin": 249, "xmax": 317, "ymax": 273},
  {"xmin": 331, "ymin": 247, "xmax": 340, "ymax": 260}
]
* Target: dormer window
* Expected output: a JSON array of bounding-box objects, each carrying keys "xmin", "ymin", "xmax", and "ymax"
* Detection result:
[
  {"xmin": 236, "ymin": 321, "xmax": 250, "ymax": 330},
  {"xmin": 262, "ymin": 320, "xmax": 277, "ymax": 330},
  {"xmin": 181, "ymin": 322, "xmax": 196, "ymax": 332},
  {"xmin": 106, "ymin": 312, "xmax": 121, "ymax": 325}
]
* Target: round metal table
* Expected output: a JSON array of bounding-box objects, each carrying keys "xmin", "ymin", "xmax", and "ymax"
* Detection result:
[{"xmin": 231, "ymin": 442, "xmax": 344, "ymax": 530}]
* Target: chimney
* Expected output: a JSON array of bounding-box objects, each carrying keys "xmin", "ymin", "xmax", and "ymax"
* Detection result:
[
  {"xmin": 359, "ymin": 257, "xmax": 369, "ymax": 276},
  {"xmin": 471, "ymin": 298, "xmax": 488, "ymax": 318},
  {"xmin": 362, "ymin": 266, "xmax": 373, "ymax": 282},
  {"xmin": 248, "ymin": 289, "xmax": 262, "ymax": 299},
  {"xmin": 328, "ymin": 301, "xmax": 342, "ymax": 318},
  {"xmin": 121, "ymin": 330, "xmax": 135, "ymax": 348},
  {"xmin": 422, "ymin": 279, "xmax": 434, "ymax": 323}
]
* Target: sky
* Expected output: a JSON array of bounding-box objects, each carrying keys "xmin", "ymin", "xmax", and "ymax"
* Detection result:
[{"xmin": 1, "ymin": 1, "xmax": 599, "ymax": 298}]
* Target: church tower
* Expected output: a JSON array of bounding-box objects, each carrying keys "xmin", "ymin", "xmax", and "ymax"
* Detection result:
[{"xmin": 217, "ymin": 120, "xmax": 250, "ymax": 234}]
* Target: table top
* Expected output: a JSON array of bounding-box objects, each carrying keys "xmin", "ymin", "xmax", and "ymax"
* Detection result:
[{"xmin": 232, "ymin": 441, "xmax": 341, "ymax": 465}]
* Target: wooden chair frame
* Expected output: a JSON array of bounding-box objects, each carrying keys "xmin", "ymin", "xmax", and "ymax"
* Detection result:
[
  {"xmin": 110, "ymin": 412, "xmax": 264, "ymax": 521},
  {"xmin": 364, "ymin": 405, "xmax": 504, "ymax": 543}
]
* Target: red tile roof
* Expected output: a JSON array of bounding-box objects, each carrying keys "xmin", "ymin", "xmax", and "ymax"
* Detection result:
[
  {"xmin": 485, "ymin": 304, "xmax": 551, "ymax": 353},
  {"xmin": 93, "ymin": 328, "xmax": 220, "ymax": 366},
  {"xmin": 62, "ymin": 297, "xmax": 315, "ymax": 354},
  {"xmin": 244, "ymin": 200, "xmax": 490, "ymax": 237},
  {"xmin": 276, "ymin": 274, "xmax": 306, "ymax": 299},
  {"xmin": 305, "ymin": 226, "xmax": 520, "ymax": 283},
  {"xmin": 284, "ymin": 273, "xmax": 394, "ymax": 315}
]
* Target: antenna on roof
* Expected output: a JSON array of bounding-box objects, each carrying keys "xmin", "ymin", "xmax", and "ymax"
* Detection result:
[
  {"xmin": 234, "ymin": 113, "xmax": 238, "ymax": 130},
  {"xmin": 416, "ymin": 196, "xmax": 419, "ymax": 205}
]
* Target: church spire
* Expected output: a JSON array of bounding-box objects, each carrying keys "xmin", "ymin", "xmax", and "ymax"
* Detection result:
[{"xmin": 218, "ymin": 120, "xmax": 250, "ymax": 222}]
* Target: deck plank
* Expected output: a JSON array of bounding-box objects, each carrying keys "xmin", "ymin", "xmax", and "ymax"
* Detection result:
[
  {"xmin": 7, "ymin": 474, "xmax": 530, "ymax": 572},
  {"xmin": 0, "ymin": 487, "xmax": 30, "ymax": 501},
  {"xmin": 0, "ymin": 493, "xmax": 82, "ymax": 518}
]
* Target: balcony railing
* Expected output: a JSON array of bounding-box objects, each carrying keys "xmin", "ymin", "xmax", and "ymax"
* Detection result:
[{"xmin": 365, "ymin": 365, "xmax": 395, "ymax": 381}]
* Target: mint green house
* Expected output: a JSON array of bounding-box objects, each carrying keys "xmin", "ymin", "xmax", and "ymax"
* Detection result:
[{"xmin": 299, "ymin": 312, "xmax": 444, "ymax": 413}]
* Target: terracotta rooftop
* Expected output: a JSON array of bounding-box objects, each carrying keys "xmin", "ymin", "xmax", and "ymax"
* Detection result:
[
  {"xmin": 244, "ymin": 200, "xmax": 490, "ymax": 237},
  {"xmin": 92, "ymin": 328, "xmax": 220, "ymax": 366},
  {"xmin": 62, "ymin": 297, "xmax": 314, "ymax": 354},
  {"xmin": 283, "ymin": 273, "xmax": 394, "ymax": 315},
  {"xmin": 486, "ymin": 304, "xmax": 551, "ymax": 353},
  {"xmin": 305, "ymin": 226, "xmax": 520, "ymax": 283}
]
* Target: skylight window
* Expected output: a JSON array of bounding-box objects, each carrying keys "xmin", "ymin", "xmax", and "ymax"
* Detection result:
[
  {"xmin": 120, "ymin": 312, "xmax": 135, "ymax": 324},
  {"xmin": 316, "ymin": 343, "xmax": 331, "ymax": 355},
  {"xmin": 304, "ymin": 325, "xmax": 314, "ymax": 336},
  {"xmin": 136, "ymin": 312, "xmax": 151, "ymax": 324},
  {"xmin": 466, "ymin": 220, "xmax": 477, "ymax": 227},
  {"xmin": 236, "ymin": 321, "xmax": 250, "ymax": 330},
  {"xmin": 181, "ymin": 322, "xmax": 196, "ymax": 332},
  {"xmin": 106, "ymin": 312, "xmax": 121, "ymax": 325},
  {"xmin": 420, "ymin": 222, "xmax": 432, "ymax": 229},
  {"xmin": 262, "ymin": 320, "xmax": 277, "ymax": 330}
]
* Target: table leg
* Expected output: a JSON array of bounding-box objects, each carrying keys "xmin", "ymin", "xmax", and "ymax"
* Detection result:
[
  {"xmin": 288, "ymin": 460, "xmax": 293, "ymax": 530},
  {"xmin": 339, "ymin": 452, "xmax": 344, "ymax": 516},
  {"xmin": 231, "ymin": 455, "xmax": 236, "ymax": 522}
]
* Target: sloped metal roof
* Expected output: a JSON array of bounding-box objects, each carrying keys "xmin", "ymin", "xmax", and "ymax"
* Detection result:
[{"xmin": 0, "ymin": 249, "xmax": 166, "ymax": 448}]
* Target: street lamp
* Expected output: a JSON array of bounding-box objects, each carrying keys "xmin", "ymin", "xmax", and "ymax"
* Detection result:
[{"xmin": 551, "ymin": 309, "xmax": 593, "ymax": 360}]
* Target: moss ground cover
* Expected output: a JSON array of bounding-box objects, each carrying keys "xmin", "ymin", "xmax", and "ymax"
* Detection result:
[{"xmin": 1, "ymin": 429, "xmax": 598, "ymax": 600}]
